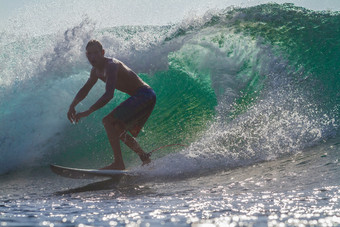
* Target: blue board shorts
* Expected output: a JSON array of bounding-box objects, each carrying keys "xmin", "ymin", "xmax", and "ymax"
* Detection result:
[{"xmin": 112, "ymin": 87, "xmax": 156, "ymax": 137}]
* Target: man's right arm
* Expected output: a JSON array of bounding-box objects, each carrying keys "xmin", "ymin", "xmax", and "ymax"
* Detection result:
[{"xmin": 68, "ymin": 69, "xmax": 98, "ymax": 123}]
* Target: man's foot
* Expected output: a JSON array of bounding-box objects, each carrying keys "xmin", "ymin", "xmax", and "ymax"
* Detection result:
[
  {"xmin": 100, "ymin": 162, "xmax": 125, "ymax": 170},
  {"xmin": 140, "ymin": 152, "xmax": 151, "ymax": 166}
]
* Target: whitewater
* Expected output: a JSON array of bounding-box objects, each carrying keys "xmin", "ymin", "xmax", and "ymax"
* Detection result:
[{"xmin": 0, "ymin": 1, "xmax": 339, "ymax": 226}]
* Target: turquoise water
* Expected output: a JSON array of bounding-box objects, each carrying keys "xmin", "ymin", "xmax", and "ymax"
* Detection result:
[{"xmin": 0, "ymin": 3, "xmax": 339, "ymax": 226}]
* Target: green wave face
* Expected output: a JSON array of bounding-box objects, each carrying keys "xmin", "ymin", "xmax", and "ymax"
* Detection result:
[{"xmin": 230, "ymin": 3, "xmax": 340, "ymax": 113}]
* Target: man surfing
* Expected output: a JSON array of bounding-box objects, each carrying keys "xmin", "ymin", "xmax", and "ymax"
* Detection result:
[{"xmin": 67, "ymin": 40, "xmax": 156, "ymax": 170}]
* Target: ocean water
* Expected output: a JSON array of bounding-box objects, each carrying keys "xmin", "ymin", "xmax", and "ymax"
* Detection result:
[{"xmin": 1, "ymin": 1, "xmax": 340, "ymax": 226}]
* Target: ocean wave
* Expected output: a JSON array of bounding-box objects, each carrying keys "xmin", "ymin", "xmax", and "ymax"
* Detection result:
[{"xmin": 0, "ymin": 3, "xmax": 339, "ymax": 175}]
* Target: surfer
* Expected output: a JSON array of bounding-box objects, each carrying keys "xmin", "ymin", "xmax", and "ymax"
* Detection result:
[{"xmin": 67, "ymin": 40, "xmax": 156, "ymax": 170}]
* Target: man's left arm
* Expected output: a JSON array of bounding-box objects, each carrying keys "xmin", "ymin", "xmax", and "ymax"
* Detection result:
[{"xmin": 75, "ymin": 64, "xmax": 118, "ymax": 122}]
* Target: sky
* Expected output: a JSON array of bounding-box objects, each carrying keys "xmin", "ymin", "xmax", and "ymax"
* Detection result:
[
  {"xmin": 0, "ymin": 0, "xmax": 340, "ymax": 35},
  {"xmin": 1, "ymin": 0, "xmax": 340, "ymax": 21}
]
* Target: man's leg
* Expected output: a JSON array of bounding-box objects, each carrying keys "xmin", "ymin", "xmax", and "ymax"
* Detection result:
[
  {"xmin": 120, "ymin": 133, "xmax": 151, "ymax": 165},
  {"xmin": 101, "ymin": 116, "xmax": 126, "ymax": 170}
]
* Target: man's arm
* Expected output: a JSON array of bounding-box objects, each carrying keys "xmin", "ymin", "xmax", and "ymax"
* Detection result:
[
  {"xmin": 88, "ymin": 63, "xmax": 117, "ymax": 113},
  {"xmin": 67, "ymin": 69, "xmax": 98, "ymax": 123},
  {"xmin": 73, "ymin": 63, "xmax": 118, "ymax": 123}
]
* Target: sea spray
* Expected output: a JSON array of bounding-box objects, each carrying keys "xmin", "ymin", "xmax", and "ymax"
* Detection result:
[{"xmin": 136, "ymin": 26, "xmax": 337, "ymax": 178}]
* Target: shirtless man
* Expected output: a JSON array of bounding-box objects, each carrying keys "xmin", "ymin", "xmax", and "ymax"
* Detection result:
[{"xmin": 67, "ymin": 40, "xmax": 156, "ymax": 170}]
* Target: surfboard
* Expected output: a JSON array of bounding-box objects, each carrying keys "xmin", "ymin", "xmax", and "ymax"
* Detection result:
[
  {"xmin": 50, "ymin": 164, "xmax": 134, "ymax": 179},
  {"xmin": 50, "ymin": 144, "xmax": 187, "ymax": 179}
]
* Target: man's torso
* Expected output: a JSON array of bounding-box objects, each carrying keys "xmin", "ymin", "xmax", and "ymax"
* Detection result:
[{"xmin": 94, "ymin": 58, "xmax": 149, "ymax": 96}]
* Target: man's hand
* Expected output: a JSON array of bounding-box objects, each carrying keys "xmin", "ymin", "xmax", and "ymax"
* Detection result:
[
  {"xmin": 74, "ymin": 110, "xmax": 92, "ymax": 123},
  {"xmin": 67, "ymin": 107, "xmax": 76, "ymax": 123}
]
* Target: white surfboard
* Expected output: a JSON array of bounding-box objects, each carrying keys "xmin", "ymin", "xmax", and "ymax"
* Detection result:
[
  {"xmin": 50, "ymin": 164, "xmax": 134, "ymax": 179},
  {"xmin": 50, "ymin": 144, "xmax": 186, "ymax": 179}
]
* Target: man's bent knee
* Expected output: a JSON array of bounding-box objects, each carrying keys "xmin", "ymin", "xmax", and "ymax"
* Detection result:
[{"xmin": 102, "ymin": 115, "xmax": 125, "ymax": 132}]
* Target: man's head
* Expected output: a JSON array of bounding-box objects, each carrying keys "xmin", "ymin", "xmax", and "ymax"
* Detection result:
[{"xmin": 86, "ymin": 40, "xmax": 105, "ymax": 68}]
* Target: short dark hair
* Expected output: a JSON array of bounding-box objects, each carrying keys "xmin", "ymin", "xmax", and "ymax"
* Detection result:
[{"xmin": 86, "ymin": 40, "xmax": 103, "ymax": 50}]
